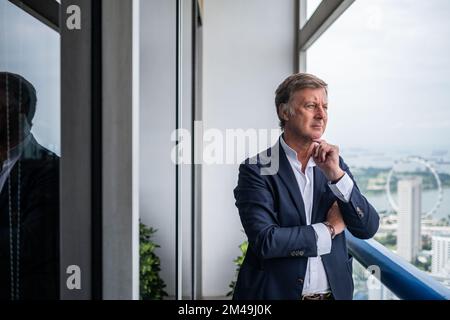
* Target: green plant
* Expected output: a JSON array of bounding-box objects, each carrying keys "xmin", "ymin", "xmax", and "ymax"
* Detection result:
[
  {"xmin": 140, "ymin": 222, "xmax": 168, "ymax": 300},
  {"xmin": 227, "ymin": 240, "xmax": 248, "ymax": 297}
]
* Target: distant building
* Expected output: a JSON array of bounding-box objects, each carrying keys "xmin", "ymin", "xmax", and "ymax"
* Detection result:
[
  {"xmin": 431, "ymin": 235, "xmax": 450, "ymax": 276},
  {"xmin": 397, "ymin": 178, "xmax": 422, "ymax": 262}
]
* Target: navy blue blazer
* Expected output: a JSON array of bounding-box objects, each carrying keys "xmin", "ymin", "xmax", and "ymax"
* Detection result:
[
  {"xmin": 233, "ymin": 140, "xmax": 379, "ymax": 300},
  {"xmin": 0, "ymin": 136, "xmax": 59, "ymax": 300}
]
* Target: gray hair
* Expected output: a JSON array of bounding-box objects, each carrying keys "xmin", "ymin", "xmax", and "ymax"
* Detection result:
[{"xmin": 275, "ymin": 73, "xmax": 328, "ymax": 129}]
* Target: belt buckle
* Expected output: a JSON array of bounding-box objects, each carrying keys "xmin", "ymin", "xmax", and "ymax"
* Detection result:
[
  {"xmin": 302, "ymin": 293, "xmax": 321, "ymax": 300},
  {"xmin": 301, "ymin": 292, "xmax": 331, "ymax": 300}
]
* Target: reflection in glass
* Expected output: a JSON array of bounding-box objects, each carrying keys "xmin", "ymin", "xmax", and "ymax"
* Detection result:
[
  {"xmin": 0, "ymin": 1, "xmax": 60, "ymax": 300},
  {"xmin": 352, "ymin": 259, "xmax": 398, "ymax": 300}
]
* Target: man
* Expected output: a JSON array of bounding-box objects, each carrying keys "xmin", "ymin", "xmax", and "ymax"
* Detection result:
[
  {"xmin": 0, "ymin": 72, "xmax": 59, "ymax": 300},
  {"xmin": 233, "ymin": 73, "xmax": 379, "ymax": 300}
]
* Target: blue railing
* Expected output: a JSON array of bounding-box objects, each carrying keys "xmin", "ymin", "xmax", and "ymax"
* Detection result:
[{"xmin": 346, "ymin": 231, "xmax": 450, "ymax": 300}]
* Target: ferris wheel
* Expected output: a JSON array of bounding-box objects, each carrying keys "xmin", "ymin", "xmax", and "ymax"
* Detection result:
[{"xmin": 385, "ymin": 156, "xmax": 443, "ymax": 219}]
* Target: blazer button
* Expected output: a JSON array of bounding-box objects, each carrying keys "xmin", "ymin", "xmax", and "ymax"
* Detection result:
[
  {"xmin": 298, "ymin": 278, "xmax": 304, "ymax": 284},
  {"xmin": 299, "ymin": 250, "xmax": 304, "ymax": 256},
  {"xmin": 356, "ymin": 207, "xmax": 364, "ymax": 218}
]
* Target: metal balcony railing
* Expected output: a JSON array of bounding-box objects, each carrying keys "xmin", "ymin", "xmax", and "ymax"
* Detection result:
[{"xmin": 346, "ymin": 231, "xmax": 450, "ymax": 300}]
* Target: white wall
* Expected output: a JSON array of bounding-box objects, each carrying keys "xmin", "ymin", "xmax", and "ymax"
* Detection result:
[
  {"xmin": 202, "ymin": 0, "xmax": 297, "ymax": 297},
  {"xmin": 140, "ymin": 0, "xmax": 194, "ymax": 297},
  {"xmin": 139, "ymin": 0, "xmax": 297, "ymax": 298},
  {"xmin": 140, "ymin": 0, "xmax": 176, "ymax": 296}
]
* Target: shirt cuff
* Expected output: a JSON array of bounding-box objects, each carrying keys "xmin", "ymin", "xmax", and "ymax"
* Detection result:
[
  {"xmin": 328, "ymin": 172, "xmax": 354, "ymax": 203},
  {"xmin": 312, "ymin": 223, "xmax": 332, "ymax": 256}
]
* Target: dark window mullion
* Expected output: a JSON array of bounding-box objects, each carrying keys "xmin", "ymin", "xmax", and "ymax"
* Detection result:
[{"xmin": 8, "ymin": 0, "xmax": 60, "ymax": 32}]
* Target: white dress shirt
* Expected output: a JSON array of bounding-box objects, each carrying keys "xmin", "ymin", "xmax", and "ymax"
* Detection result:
[{"xmin": 279, "ymin": 136, "xmax": 354, "ymax": 295}]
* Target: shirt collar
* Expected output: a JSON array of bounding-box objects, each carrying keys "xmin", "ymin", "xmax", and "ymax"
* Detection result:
[
  {"xmin": 0, "ymin": 134, "xmax": 32, "ymax": 171},
  {"xmin": 279, "ymin": 134, "xmax": 316, "ymax": 169}
]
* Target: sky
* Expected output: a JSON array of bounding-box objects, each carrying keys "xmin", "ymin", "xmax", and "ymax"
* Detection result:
[{"xmin": 307, "ymin": 0, "xmax": 450, "ymax": 151}]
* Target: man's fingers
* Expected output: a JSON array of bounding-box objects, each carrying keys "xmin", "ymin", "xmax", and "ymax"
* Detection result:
[
  {"xmin": 313, "ymin": 143, "xmax": 320, "ymax": 158},
  {"xmin": 312, "ymin": 141, "xmax": 340, "ymax": 164},
  {"xmin": 313, "ymin": 141, "xmax": 324, "ymax": 159},
  {"xmin": 328, "ymin": 201, "xmax": 338, "ymax": 213},
  {"xmin": 315, "ymin": 142, "xmax": 330, "ymax": 163},
  {"xmin": 308, "ymin": 141, "xmax": 319, "ymax": 157}
]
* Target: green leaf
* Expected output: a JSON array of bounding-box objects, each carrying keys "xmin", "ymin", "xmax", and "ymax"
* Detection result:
[{"xmin": 140, "ymin": 221, "xmax": 168, "ymax": 300}]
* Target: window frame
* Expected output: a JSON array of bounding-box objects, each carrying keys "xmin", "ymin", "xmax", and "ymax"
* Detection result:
[
  {"xmin": 8, "ymin": 0, "xmax": 60, "ymax": 32},
  {"xmin": 298, "ymin": 0, "xmax": 354, "ymax": 72}
]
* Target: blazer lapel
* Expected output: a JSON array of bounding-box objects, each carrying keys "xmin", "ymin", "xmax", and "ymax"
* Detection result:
[
  {"xmin": 0, "ymin": 163, "xmax": 20, "ymax": 226},
  {"xmin": 274, "ymin": 142, "xmax": 307, "ymax": 225},
  {"xmin": 311, "ymin": 166, "xmax": 326, "ymax": 224}
]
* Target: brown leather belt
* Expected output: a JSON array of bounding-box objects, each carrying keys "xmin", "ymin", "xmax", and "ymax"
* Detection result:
[{"xmin": 301, "ymin": 292, "xmax": 333, "ymax": 300}]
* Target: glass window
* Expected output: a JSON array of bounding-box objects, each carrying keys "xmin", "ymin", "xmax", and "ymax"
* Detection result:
[
  {"xmin": 307, "ymin": 0, "xmax": 450, "ymax": 297},
  {"xmin": 0, "ymin": 0, "xmax": 60, "ymax": 300},
  {"xmin": 352, "ymin": 260, "xmax": 398, "ymax": 300}
]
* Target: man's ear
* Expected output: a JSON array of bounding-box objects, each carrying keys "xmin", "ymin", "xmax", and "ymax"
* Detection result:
[{"xmin": 280, "ymin": 103, "xmax": 290, "ymax": 121}]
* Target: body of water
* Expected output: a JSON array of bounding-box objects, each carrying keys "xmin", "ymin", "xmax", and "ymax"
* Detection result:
[{"xmin": 363, "ymin": 188, "xmax": 450, "ymax": 220}]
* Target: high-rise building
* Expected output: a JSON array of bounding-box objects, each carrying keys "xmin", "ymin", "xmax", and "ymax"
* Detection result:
[
  {"xmin": 397, "ymin": 178, "xmax": 422, "ymax": 262},
  {"xmin": 432, "ymin": 236, "xmax": 450, "ymax": 276}
]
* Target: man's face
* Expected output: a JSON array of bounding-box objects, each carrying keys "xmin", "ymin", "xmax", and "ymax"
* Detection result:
[
  {"xmin": 0, "ymin": 87, "xmax": 20, "ymax": 141},
  {"xmin": 0, "ymin": 88, "xmax": 7, "ymax": 138},
  {"xmin": 284, "ymin": 87, "xmax": 328, "ymax": 141}
]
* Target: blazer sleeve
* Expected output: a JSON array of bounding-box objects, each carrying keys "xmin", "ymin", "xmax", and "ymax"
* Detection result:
[
  {"xmin": 234, "ymin": 162, "xmax": 318, "ymax": 260},
  {"xmin": 337, "ymin": 157, "xmax": 380, "ymax": 239}
]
